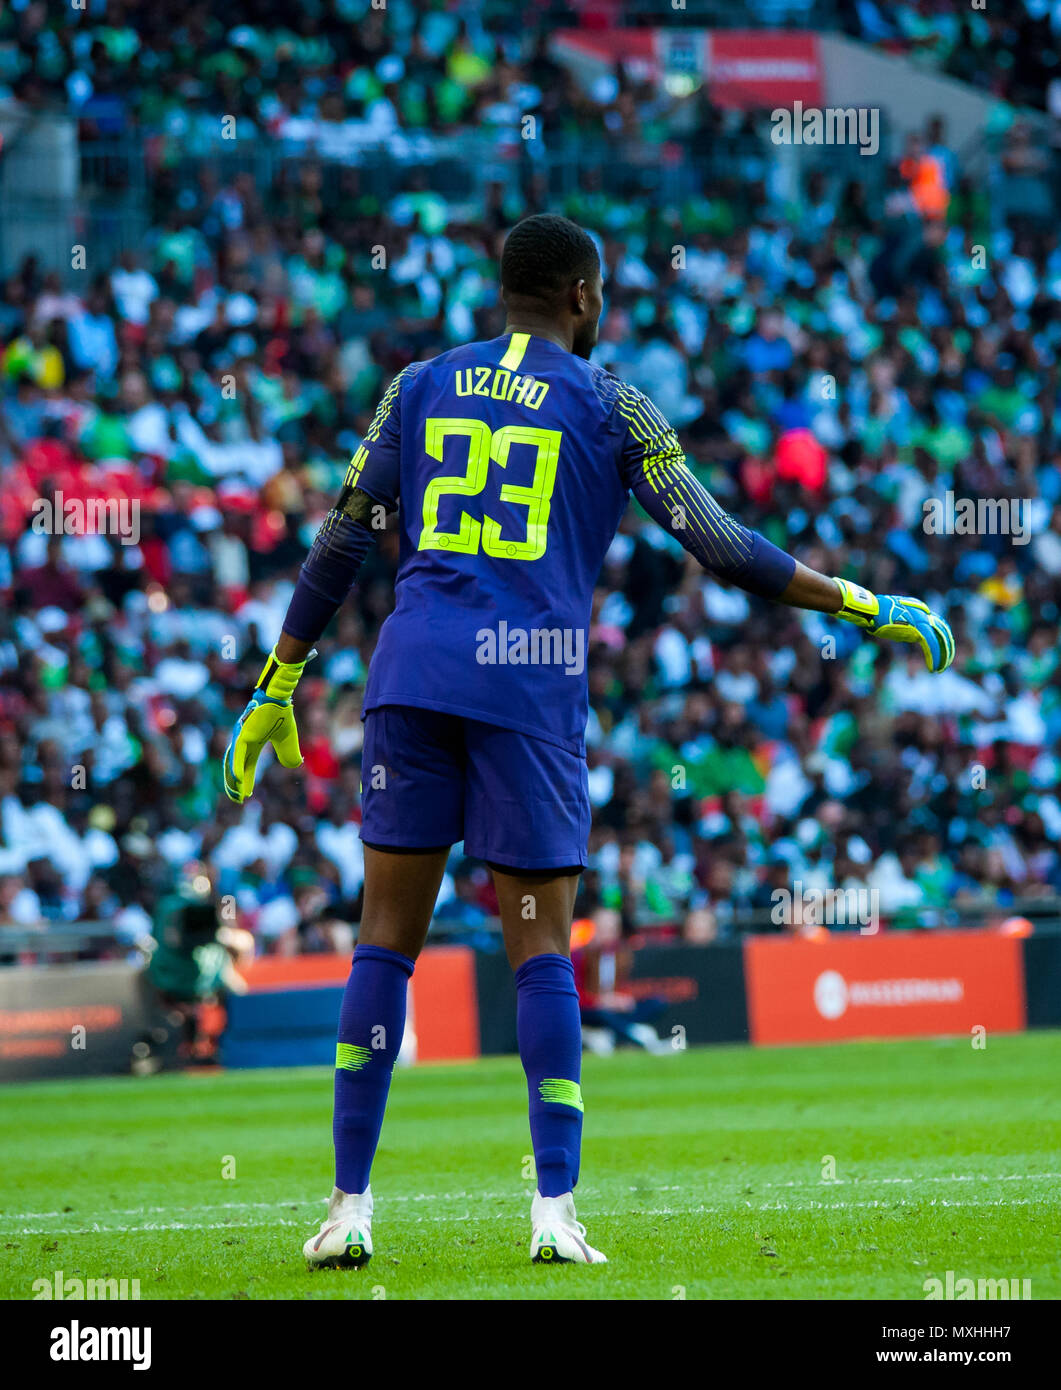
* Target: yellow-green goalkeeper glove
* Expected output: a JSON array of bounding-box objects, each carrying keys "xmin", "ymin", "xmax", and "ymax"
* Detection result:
[
  {"xmin": 833, "ymin": 579, "xmax": 955, "ymax": 674},
  {"xmin": 223, "ymin": 647, "xmax": 314, "ymax": 803}
]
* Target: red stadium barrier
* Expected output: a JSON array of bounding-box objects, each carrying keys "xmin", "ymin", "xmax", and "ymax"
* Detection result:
[{"xmin": 744, "ymin": 931, "xmax": 1026, "ymax": 1045}]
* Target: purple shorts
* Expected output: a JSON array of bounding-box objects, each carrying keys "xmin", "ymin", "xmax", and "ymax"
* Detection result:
[{"xmin": 359, "ymin": 705, "xmax": 590, "ymax": 872}]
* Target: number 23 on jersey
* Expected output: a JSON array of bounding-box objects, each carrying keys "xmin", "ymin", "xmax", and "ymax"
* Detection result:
[{"xmin": 418, "ymin": 417, "xmax": 561, "ymax": 562}]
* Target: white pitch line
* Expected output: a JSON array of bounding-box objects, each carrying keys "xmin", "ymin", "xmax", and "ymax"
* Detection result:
[
  {"xmin": 3, "ymin": 1173, "xmax": 1057, "ymax": 1225},
  {"xmin": 762, "ymin": 1172, "xmax": 1061, "ymax": 1190},
  {"xmin": 4, "ymin": 1195, "xmax": 1039, "ymax": 1237},
  {"xmin": 2, "ymin": 1193, "xmax": 524, "ymax": 1221},
  {"xmin": 3, "ymin": 1185, "xmax": 684, "ymax": 1223}
]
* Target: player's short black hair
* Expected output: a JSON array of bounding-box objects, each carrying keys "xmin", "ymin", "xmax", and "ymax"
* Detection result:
[{"xmin": 500, "ymin": 214, "xmax": 600, "ymax": 303}]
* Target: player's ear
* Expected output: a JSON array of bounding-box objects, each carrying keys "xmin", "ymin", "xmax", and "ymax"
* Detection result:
[{"xmin": 570, "ymin": 278, "xmax": 587, "ymax": 316}]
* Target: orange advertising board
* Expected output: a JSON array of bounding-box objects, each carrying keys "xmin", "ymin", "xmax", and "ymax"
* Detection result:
[
  {"xmin": 744, "ymin": 931, "xmax": 1025, "ymax": 1045},
  {"xmin": 409, "ymin": 945, "xmax": 479, "ymax": 1063},
  {"xmin": 239, "ymin": 946, "xmax": 480, "ymax": 1063}
]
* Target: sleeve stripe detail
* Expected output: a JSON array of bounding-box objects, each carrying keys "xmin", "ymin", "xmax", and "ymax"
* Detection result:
[
  {"xmin": 650, "ymin": 461, "xmax": 752, "ymax": 554},
  {"xmin": 343, "ymin": 444, "xmax": 369, "ymax": 490},
  {"xmin": 615, "ymin": 382, "xmax": 751, "ymax": 563},
  {"xmin": 618, "ymin": 380, "xmax": 793, "ymax": 597}
]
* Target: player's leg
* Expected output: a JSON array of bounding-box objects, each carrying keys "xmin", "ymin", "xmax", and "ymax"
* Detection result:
[
  {"xmin": 490, "ymin": 867, "xmax": 603, "ymax": 1262},
  {"xmin": 466, "ymin": 720, "xmax": 605, "ymax": 1264},
  {"xmin": 329, "ymin": 844, "xmax": 449, "ymax": 1202},
  {"xmin": 357, "ymin": 842, "xmax": 451, "ymax": 959},
  {"xmin": 491, "ymin": 865, "xmax": 584, "ymax": 1177},
  {"xmin": 491, "ymin": 868, "xmax": 579, "ymax": 971},
  {"xmin": 304, "ymin": 707, "xmax": 462, "ymax": 1269}
]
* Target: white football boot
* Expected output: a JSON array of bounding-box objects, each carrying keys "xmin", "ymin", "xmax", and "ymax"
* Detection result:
[
  {"xmin": 303, "ymin": 1186, "xmax": 373, "ymax": 1269},
  {"xmin": 530, "ymin": 1191, "xmax": 607, "ymax": 1265}
]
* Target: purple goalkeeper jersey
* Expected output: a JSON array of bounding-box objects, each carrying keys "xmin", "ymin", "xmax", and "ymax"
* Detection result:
[{"xmin": 347, "ymin": 331, "xmax": 794, "ymax": 755}]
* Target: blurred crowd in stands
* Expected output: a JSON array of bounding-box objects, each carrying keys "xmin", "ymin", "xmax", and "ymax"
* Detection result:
[
  {"xmin": 1, "ymin": 0, "xmax": 1060, "ymax": 956},
  {"xmin": 2, "ymin": 0, "xmax": 1059, "ymax": 132},
  {"xmin": 842, "ymin": 0, "xmax": 1061, "ymax": 114}
]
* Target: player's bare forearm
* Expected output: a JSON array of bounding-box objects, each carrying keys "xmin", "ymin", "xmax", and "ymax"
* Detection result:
[
  {"xmin": 774, "ymin": 563, "xmax": 955, "ymax": 674},
  {"xmin": 276, "ymin": 631, "xmax": 316, "ymax": 664},
  {"xmin": 776, "ymin": 562, "xmax": 843, "ymax": 614}
]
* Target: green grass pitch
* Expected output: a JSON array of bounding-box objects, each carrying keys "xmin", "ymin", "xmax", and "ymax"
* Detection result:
[{"xmin": 2, "ymin": 1032, "xmax": 1058, "ymax": 1300}]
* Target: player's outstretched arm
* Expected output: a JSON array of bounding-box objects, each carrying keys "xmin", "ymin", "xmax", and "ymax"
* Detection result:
[{"xmin": 618, "ymin": 388, "xmax": 954, "ymax": 676}]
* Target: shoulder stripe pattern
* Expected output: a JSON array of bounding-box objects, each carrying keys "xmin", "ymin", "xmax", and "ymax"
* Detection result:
[
  {"xmin": 364, "ymin": 366, "xmax": 407, "ymax": 443},
  {"xmin": 500, "ymin": 331, "xmax": 530, "ymax": 371},
  {"xmin": 616, "ymin": 384, "xmax": 754, "ymax": 573},
  {"xmin": 342, "ymin": 363, "xmax": 415, "ymax": 491}
]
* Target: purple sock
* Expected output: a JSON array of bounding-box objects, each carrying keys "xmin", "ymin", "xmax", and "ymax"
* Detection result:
[
  {"xmin": 333, "ymin": 943, "xmax": 414, "ymax": 1194},
  {"xmin": 515, "ymin": 953, "xmax": 584, "ymax": 1197}
]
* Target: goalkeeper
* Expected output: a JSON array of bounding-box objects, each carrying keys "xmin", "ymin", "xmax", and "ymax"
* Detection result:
[{"xmin": 222, "ymin": 214, "xmax": 953, "ymax": 1270}]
